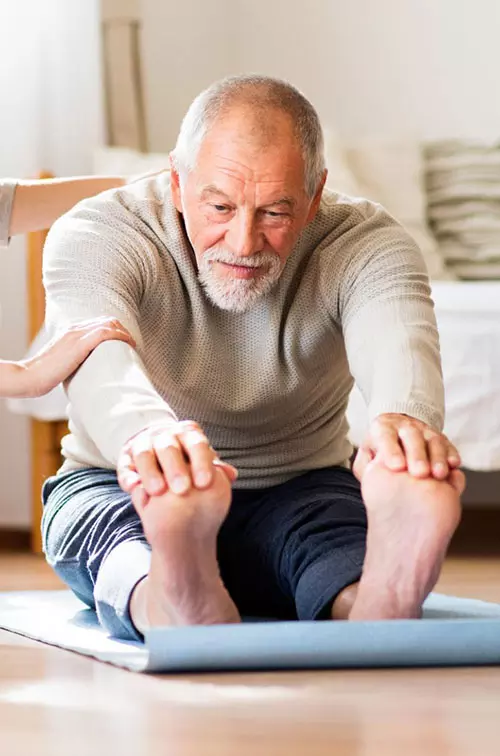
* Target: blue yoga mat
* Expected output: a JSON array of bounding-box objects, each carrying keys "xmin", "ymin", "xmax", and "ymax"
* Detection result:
[{"xmin": 0, "ymin": 590, "xmax": 499, "ymax": 672}]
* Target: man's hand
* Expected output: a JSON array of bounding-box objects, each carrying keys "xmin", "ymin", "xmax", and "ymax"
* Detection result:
[
  {"xmin": 353, "ymin": 413, "xmax": 461, "ymax": 482},
  {"xmin": 21, "ymin": 317, "xmax": 136, "ymax": 398},
  {"xmin": 117, "ymin": 421, "xmax": 238, "ymax": 509}
]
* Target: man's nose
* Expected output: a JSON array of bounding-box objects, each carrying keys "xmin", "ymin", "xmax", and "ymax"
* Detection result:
[{"xmin": 225, "ymin": 212, "xmax": 263, "ymax": 257}]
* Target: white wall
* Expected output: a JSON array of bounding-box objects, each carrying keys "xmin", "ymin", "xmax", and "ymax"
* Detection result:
[
  {"xmin": 240, "ymin": 0, "xmax": 500, "ymax": 141},
  {"xmin": 141, "ymin": 0, "xmax": 238, "ymax": 152},
  {"xmin": 142, "ymin": 0, "xmax": 500, "ymax": 151},
  {"xmin": 0, "ymin": 0, "xmax": 104, "ymax": 527}
]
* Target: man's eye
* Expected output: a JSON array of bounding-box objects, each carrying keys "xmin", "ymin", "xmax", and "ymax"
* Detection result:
[
  {"xmin": 213, "ymin": 204, "xmax": 230, "ymax": 213},
  {"xmin": 266, "ymin": 210, "xmax": 286, "ymax": 218}
]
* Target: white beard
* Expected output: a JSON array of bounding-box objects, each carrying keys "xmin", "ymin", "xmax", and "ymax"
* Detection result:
[{"xmin": 198, "ymin": 246, "xmax": 284, "ymax": 312}]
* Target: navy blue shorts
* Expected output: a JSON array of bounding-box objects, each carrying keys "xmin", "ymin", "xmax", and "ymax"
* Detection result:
[{"xmin": 42, "ymin": 466, "xmax": 367, "ymax": 640}]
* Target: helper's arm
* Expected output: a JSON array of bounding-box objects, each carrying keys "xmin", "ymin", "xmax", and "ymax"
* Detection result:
[
  {"xmin": 1, "ymin": 176, "xmax": 128, "ymax": 247},
  {"xmin": 6, "ymin": 176, "xmax": 127, "ymax": 239},
  {"xmin": 0, "ymin": 318, "xmax": 134, "ymax": 399}
]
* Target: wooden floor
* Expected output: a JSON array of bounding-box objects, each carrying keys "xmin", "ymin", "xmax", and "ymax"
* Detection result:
[{"xmin": 0, "ymin": 554, "xmax": 499, "ymax": 755}]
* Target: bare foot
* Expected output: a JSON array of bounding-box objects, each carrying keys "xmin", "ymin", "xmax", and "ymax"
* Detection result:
[
  {"xmin": 130, "ymin": 467, "xmax": 240, "ymax": 633},
  {"xmin": 349, "ymin": 460, "xmax": 464, "ymax": 621}
]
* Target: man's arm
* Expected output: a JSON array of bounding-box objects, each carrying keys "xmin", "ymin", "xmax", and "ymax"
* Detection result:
[
  {"xmin": 43, "ymin": 195, "xmax": 177, "ymax": 465},
  {"xmin": 44, "ymin": 192, "xmax": 238, "ymax": 501},
  {"xmin": 327, "ymin": 202, "xmax": 459, "ymax": 478}
]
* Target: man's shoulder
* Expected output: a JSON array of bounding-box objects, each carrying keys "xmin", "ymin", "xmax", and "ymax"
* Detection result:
[
  {"xmin": 302, "ymin": 187, "xmax": 398, "ymax": 261},
  {"xmin": 44, "ymin": 172, "xmax": 179, "ymax": 278},
  {"xmin": 54, "ymin": 171, "xmax": 172, "ymax": 230},
  {"xmin": 317, "ymin": 187, "xmax": 389, "ymax": 229},
  {"xmin": 302, "ymin": 187, "xmax": 423, "ymax": 294}
]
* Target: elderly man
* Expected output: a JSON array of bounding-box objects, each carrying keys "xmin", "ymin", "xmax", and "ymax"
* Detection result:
[{"xmin": 42, "ymin": 75, "xmax": 464, "ymax": 640}]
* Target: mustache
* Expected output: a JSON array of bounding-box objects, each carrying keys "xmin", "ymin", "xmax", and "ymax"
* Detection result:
[{"xmin": 202, "ymin": 246, "xmax": 278, "ymax": 269}]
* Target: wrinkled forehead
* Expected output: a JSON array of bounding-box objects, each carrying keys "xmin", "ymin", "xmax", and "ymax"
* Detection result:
[
  {"xmin": 192, "ymin": 107, "xmax": 306, "ymax": 192},
  {"xmin": 202, "ymin": 103, "xmax": 301, "ymax": 153}
]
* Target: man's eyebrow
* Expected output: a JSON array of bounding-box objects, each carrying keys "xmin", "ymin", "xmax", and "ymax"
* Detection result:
[
  {"xmin": 265, "ymin": 196, "xmax": 296, "ymax": 210},
  {"xmin": 199, "ymin": 184, "xmax": 231, "ymax": 200},
  {"xmin": 199, "ymin": 186, "xmax": 296, "ymax": 210}
]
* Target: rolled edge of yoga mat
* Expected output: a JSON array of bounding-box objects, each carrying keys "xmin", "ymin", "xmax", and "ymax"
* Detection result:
[{"xmin": 145, "ymin": 618, "xmax": 500, "ymax": 673}]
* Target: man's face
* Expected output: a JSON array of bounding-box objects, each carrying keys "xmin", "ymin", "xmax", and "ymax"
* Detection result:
[{"xmin": 170, "ymin": 108, "xmax": 325, "ymax": 312}]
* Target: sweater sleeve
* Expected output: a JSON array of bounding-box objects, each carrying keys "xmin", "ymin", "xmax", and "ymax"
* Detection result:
[
  {"xmin": 43, "ymin": 195, "xmax": 178, "ymax": 466},
  {"xmin": 0, "ymin": 180, "xmax": 17, "ymax": 247},
  {"xmin": 323, "ymin": 201, "xmax": 445, "ymax": 432}
]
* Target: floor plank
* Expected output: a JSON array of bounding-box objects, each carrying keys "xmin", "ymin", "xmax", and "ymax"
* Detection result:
[{"xmin": 0, "ymin": 554, "xmax": 498, "ymax": 755}]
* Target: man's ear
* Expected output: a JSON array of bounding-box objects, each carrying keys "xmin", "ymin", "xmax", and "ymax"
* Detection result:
[
  {"xmin": 169, "ymin": 153, "xmax": 183, "ymax": 213},
  {"xmin": 306, "ymin": 169, "xmax": 328, "ymax": 223}
]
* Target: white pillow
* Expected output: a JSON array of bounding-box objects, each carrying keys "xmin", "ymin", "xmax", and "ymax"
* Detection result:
[
  {"xmin": 92, "ymin": 146, "xmax": 170, "ymax": 179},
  {"xmin": 323, "ymin": 129, "xmax": 361, "ymax": 197},
  {"xmin": 343, "ymin": 139, "xmax": 453, "ymax": 280}
]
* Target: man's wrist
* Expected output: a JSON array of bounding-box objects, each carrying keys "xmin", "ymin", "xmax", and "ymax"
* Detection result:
[{"xmin": 123, "ymin": 415, "xmax": 179, "ymax": 447}]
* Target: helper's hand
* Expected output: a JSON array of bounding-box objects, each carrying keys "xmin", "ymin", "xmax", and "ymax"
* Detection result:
[
  {"xmin": 117, "ymin": 421, "xmax": 238, "ymax": 508},
  {"xmin": 21, "ymin": 317, "xmax": 135, "ymax": 397},
  {"xmin": 353, "ymin": 413, "xmax": 461, "ymax": 482}
]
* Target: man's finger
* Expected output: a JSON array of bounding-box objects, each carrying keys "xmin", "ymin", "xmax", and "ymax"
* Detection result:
[
  {"xmin": 427, "ymin": 435, "xmax": 450, "ymax": 480},
  {"xmin": 118, "ymin": 468, "xmax": 142, "ymax": 493},
  {"xmin": 448, "ymin": 468, "xmax": 466, "ymax": 496},
  {"xmin": 213, "ymin": 459, "xmax": 238, "ymax": 482},
  {"xmin": 117, "ymin": 448, "xmax": 139, "ymax": 491},
  {"xmin": 370, "ymin": 425, "xmax": 406, "ymax": 471},
  {"xmin": 176, "ymin": 428, "xmax": 216, "ymax": 489},
  {"xmin": 132, "ymin": 443, "xmax": 167, "ymax": 497},
  {"xmin": 131, "ymin": 485, "xmax": 149, "ymax": 513},
  {"xmin": 447, "ymin": 444, "xmax": 462, "ymax": 468},
  {"xmin": 153, "ymin": 433, "xmax": 192, "ymax": 494},
  {"xmin": 398, "ymin": 425, "xmax": 431, "ymax": 478}
]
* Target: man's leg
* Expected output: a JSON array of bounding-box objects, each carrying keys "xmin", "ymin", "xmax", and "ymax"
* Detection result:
[
  {"xmin": 43, "ymin": 466, "xmax": 238, "ymax": 640},
  {"xmin": 43, "ymin": 468, "xmax": 151, "ymax": 640},
  {"xmin": 218, "ymin": 464, "xmax": 463, "ymax": 624},
  {"xmin": 348, "ymin": 460, "xmax": 464, "ymax": 620},
  {"xmin": 215, "ymin": 466, "xmax": 368, "ymax": 623}
]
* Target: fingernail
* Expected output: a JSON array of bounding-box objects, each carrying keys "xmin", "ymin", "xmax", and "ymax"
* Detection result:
[
  {"xmin": 171, "ymin": 476, "xmax": 190, "ymax": 494},
  {"xmin": 149, "ymin": 478, "xmax": 164, "ymax": 493},
  {"xmin": 434, "ymin": 463, "xmax": 447, "ymax": 474},
  {"xmin": 195, "ymin": 471, "xmax": 211, "ymax": 488}
]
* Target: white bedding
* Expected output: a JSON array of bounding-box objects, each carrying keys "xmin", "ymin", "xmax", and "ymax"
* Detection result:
[{"xmin": 8, "ymin": 282, "xmax": 500, "ymax": 472}]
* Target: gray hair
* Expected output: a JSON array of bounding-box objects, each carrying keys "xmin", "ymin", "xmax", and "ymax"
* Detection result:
[{"xmin": 172, "ymin": 74, "xmax": 326, "ymax": 198}]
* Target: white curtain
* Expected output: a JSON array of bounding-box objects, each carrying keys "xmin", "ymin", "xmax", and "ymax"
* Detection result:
[{"xmin": 0, "ymin": 0, "xmax": 104, "ymax": 526}]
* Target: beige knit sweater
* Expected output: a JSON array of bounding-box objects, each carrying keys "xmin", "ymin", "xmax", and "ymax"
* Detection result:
[{"xmin": 43, "ymin": 172, "xmax": 444, "ymax": 487}]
